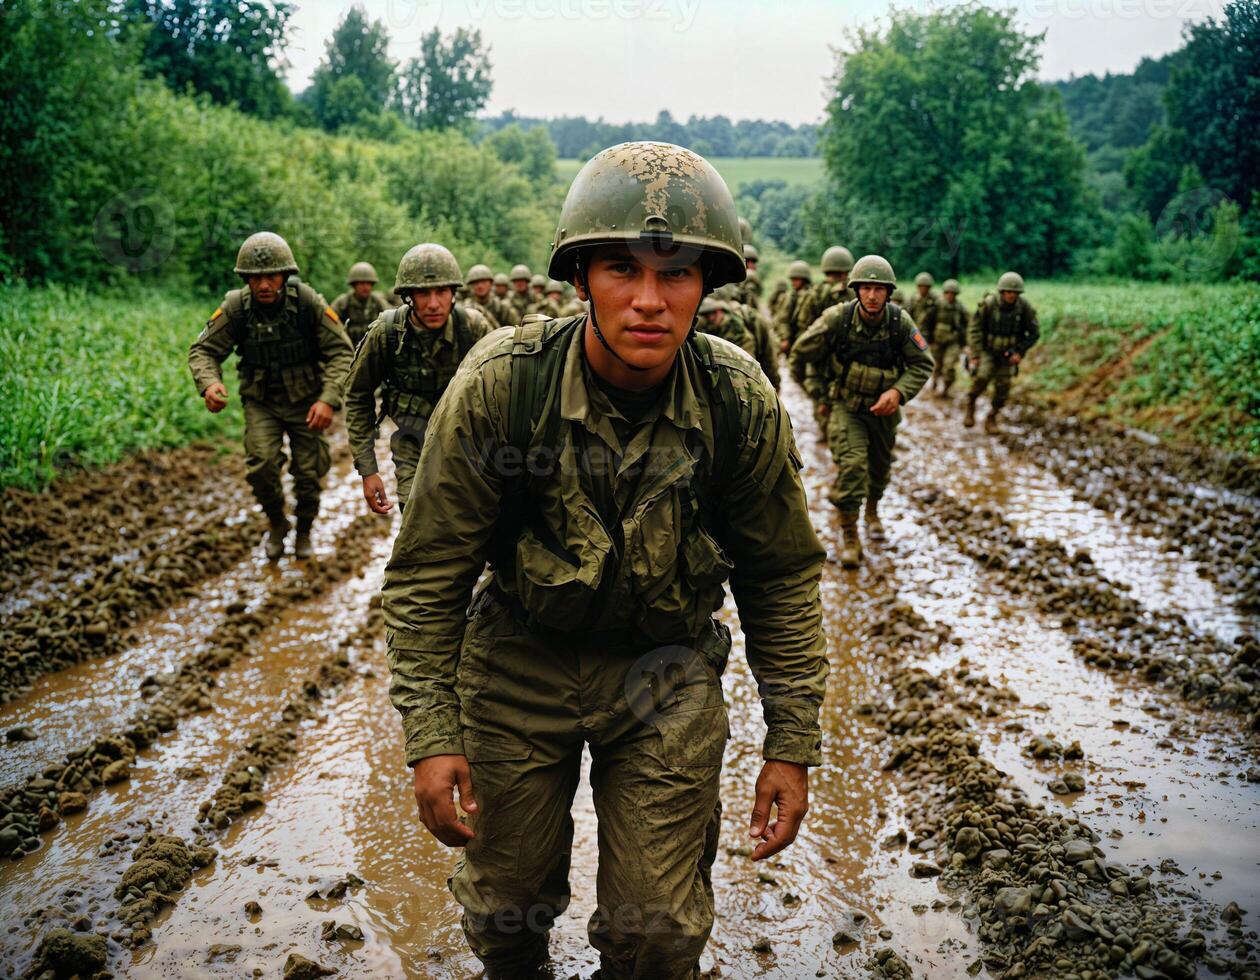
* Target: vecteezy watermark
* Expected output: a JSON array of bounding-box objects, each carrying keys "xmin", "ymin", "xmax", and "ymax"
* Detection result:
[
  {"xmin": 92, "ymin": 189, "xmax": 176, "ymax": 273},
  {"xmin": 461, "ymin": 0, "xmax": 702, "ymax": 31}
]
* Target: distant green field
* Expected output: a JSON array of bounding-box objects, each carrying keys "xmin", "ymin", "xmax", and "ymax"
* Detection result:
[{"xmin": 556, "ymin": 156, "xmax": 823, "ymax": 190}]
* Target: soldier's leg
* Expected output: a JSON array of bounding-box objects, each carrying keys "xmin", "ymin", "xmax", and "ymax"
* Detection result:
[
  {"xmin": 586, "ymin": 635, "xmax": 728, "ymax": 979},
  {"xmin": 966, "ymin": 353, "xmax": 995, "ymax": 428},
  {"xmin": 389, "ymin": 421, "xmax": 427, "ymax": 514},
  {"xmin": 991, "ymin": 361, "xmax": 1013, "ymax": 411},
  {"xmin": 450, "ymin": 593, "xmax": 584, "ymax": 975},
  {"xmin": 865, "ymin": 409, "xmax": 901, "ymax": 504},
  {"xmin": 940, "ymin": 341, "xmax": 959, "ymax": 392},
  {"xmin": 285, "ymin": 403, "xmax": 331, "ymax": 523},
  {"xmin": 241, "ymin": 399, "xmax": 287, "ymax": 520},
  {"xmin": 827, "ymin": 404, "xmax": 869, "ymax": 514}
]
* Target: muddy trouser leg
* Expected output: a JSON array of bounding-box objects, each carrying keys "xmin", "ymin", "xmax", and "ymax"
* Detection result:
[
  {"xmin": 969, "ymin": 351, "xmax": 996, "ymax": 399},
  {"xmin": 587, "ymin": 625, "xmax": 729, "ymax": 980},
  {"xmin": 450, "ymin": 595, "xmax": 584, "ymax": 975},
  {"xmin": 242, "ymin": 398, "xmax": 287, "ymax": 516},
  {"xmin": 285, "ymin": 401, "xmax": 331, "ymax": 522},
  {"xmin": 865, "ymin": 408, "xmax": 901, "ymax": 504},
  {"xmin": 939, "ymin": 340, "xmax": 959, "ymax": 389},
  {"xmin": 827, "ymin": 403, "xmax": 870, "ymax": 514},
  {"xmin": 991, "ymin": 360, "xmax": 1014, "ymax": 410},
  {"xmin": 390, "ymin": 419, "xmax": 428, "ymax": 515}
]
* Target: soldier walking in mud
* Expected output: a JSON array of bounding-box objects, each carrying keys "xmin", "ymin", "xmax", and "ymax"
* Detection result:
[
  {"xmin": 906, "ymin": 271, "xmax": 939, "ymax": 343},
  {"xmin": 188, "ymin": 232, "xmax": 354, "ymax": 559},
  {"xmin": 792, "ymin": 245, "xmax": 855, "ymax": 344},
  {"xmin": 342, "ymin": 245, "xmax": 493, "ymax": 515},
  {"xmin": 965, "ymin": 271, "xmax": 1040, "ymax": 433},
  {"xmin": 382, "ymin": 142, "xmax": 828, "ymax": 980},
  {"xmin": 330, "ymin": 262, "xmax": 399, "ymax": 349},
  {"xmin": 463, "ymin": 263, "xmax": 512, "ymax": 328},
  {"xmin": 932, "ymin": 278, "xmax": 968, "ymax": 396},
  {"xmin": 790, "ymin": 255, "xmax": 934, "ymax": 567}
]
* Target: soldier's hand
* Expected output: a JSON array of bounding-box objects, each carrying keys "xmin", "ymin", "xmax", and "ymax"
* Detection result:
[
  {"xmin": 306, "ymin": 400, "xmax": 334, "ymax": 430},
  {"xmin": 816, "ymin": 402, "xmax": 830, "ymax": 417},
  {"xmin": 780, "ymin": 338, "xmax": 790, "ymax": 353},
  {"xmin": 363, "ymin": 474, "xmax": 392, "ymax": 514},
  {"xmin": 749, "ymin": 760, "xmax": 809, "ymax": 861},
  {"xmin": 870, "ymin": 389, "xmax": 902, "ymax": 416},
  {"xmin": 1008, "ymin": 352, "xmax": 1022, "ymax": 365},
  {"xmin": 412, "ymin": 754, "xmax": 477, "ymax": 847},
  {"xmin": 203, "ymin": 382, "xmax": 229, "ymax": 413}
]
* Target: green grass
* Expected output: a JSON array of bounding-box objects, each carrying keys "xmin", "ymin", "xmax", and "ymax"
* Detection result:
[
  {"xmin": 556, "ymin": 156, "xmax": 824, "ymax": 190},
  {"xmin": 0, "ymin": 283, "xmax": 242, "ymax": 489}
]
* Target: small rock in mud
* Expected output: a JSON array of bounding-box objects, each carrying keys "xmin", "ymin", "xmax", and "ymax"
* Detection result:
[
  {"xmin": 751, "ymin": 937, "xmax": 773, "ymax": 954},
  {"xmin": 58, "ymin": 791, "xmax": 88, "ymax": 814},
  {"xmin": 283, "ymin": 952, "xmax": 336, "ymax": 979},
  {"xmin": 245, "ymin": 900, "xmax": 262, "ymax": 917},
  {"xmin": 6, "ymin": 726, "xmax": 38, "ymax": 742},
  {"xmin": 206, "ymin": 943, "xmax": 242, "ymax": 963},
  {"xmin": 32, "ymin": 927, "xmax": 108, "ymax": 977},
  {"xmin": 101, "ymin": 759, "xmax": 130, "ymax": 784},
  {"xmin": 909, "ymin": 862, "xmax": 941, "ymax": 878}
]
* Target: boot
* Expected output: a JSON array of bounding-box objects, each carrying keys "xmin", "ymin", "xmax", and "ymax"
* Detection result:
[
  {"xmin": 941, "ymin": 379, "xmax": 953, "ymax": 398},
  {"xmin": 294, "ymin": 518, "xmax": 314, "ymax": 559},
  {"xmin": 984, "ymin": 408, "xmax": 1000, "ymax": 435},
  {"xmin": 839, "ymin": 511, "xmax": 863, "ymax": 568},
  {"xmin": 865, "ymin": 499, "xmax": 885, "ymax": 542},
  {"xmin": 264, "ymin": 511, "xmax": 288, "ymax": 560},
  {"xmin": 963, "ymin": 394, "xmax": 977, "ymax": 428}
]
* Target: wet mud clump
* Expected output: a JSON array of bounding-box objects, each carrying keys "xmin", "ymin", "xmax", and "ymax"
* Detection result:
[
  {"xmin": 112, "ymin": 832, "xmax": 216, "ymax": 948},
  {"xmin": 25, "ymin": 926, "xmax": 108, "ymax": 979}
]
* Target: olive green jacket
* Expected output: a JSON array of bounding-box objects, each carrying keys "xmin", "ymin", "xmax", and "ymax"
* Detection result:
[
  {"xmin": 967, "ymin": 295, "xmax": 1040, "ymax": 356},
  {"xmin": 331, "ymin": 290, "xmax": 399, "ymax": 339},
  {"xmin": 343, "ymin": 306, "xmax": 493, "ymax": 478},
  {"xmin": 382, "ymin": 319, "xmax": 829, "ymax": 768},
  {"xmin": 906, "ymin": 291, "xmax": 939, "ymax": 341},
  {"xmin": 188, "ymin": 282, "xmax": 353, "ymax": 408}
]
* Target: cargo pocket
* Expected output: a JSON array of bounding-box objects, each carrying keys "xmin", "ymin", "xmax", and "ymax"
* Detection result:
[
  {"xmin": 284, "ymin": 363, "xmax": 321, "ymax": 403},
  {"xmin": 513, "ymin": 508, "xmax": 609, "ymax": 630},
  {"xmin": 463, "ymin": 732, "xmax": 533, "ymax": 764},
  {"xmin": 653, "ymin": 705, "xmax": 729, "ymax": 769}
]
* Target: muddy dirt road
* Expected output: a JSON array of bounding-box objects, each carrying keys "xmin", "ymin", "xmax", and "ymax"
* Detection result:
[{"xmin": 2, "ymin": 378, "xmax": 1258, "ymax": 979}]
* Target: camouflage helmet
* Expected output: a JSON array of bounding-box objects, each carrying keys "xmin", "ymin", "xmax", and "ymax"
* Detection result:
[
  {"xmin": 509, "ymin": 263, "xmax": 531, "ymax": 282},
  {"xmin": 234, "ymin": 232, "xmax": 298, "ymax": 276},
  {"xmin": 743, "ymin": 243, "xmax": 759, "ymax": 262},
  {"xmin": 820, "ymin": 246, "xmax": 855, "ymax": 274},
  {"xmin": 493, "ymin": 272, "xmax": 510, "ymax": 287},
  {"xmin": 849, "ymin": 254, "xmax": 897, "ymax": 288},
  {"xmin": 892, "ymin": 288, "xmax": 906, "ymax": 304},
  {"xmin": 545, "ymin": 279, "xmax": 565, "ymax": 295},
  {"xmin": 530, "ymin": 273, "xmax": 547, "ymax": 289},
  {"xmin": 394, "ymin": 243, "xmax": 462, "ymax": 293},
  {"xmin": 738, "ymin": 217, "xmax": 754, "ymax": 245},
  {"xmin": 712, "ymin": 283, "xmax": 740, "ymax": 302},
  {"xmin": 942, "ymin": 278, "xmax": 961, "ymax": 294},
  {"xmin": 698, "ymin": 297, "xmax": 720, "ymax": 316},
  {"xmin": 914, "ymin": 271, "xmax": 934, "ymax": 287},
  {"xmin": 346, "ymin": 261, "xmax": 378, "ymax": 285},
  {"xmin": 997, "ymin": 271, "xmax": 1025, "ymax": 293},
  {"xmin": 787, "ymin": 259, "xmax": 812, "ymax": 281},
  {"xmin": 465, "ymin": 263, "xmax": 494, "ymax": 284},
  {"xmin": 548, "ymin": 142, "xmax": 745, "ymax": 289}
]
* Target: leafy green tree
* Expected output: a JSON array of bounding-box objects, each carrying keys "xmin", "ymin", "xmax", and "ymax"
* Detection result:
[
  {"xmin": 484, "ymin": 124, "xmax": 557, "ymax": 184},
  {"xmin": 815, "ymin": 2, "xmax": 1092, "ymax": 276},
  {"xmin": 120, "ymin": 0, "xmax": 295, "ymax": 118},
  {"xmin": 395, "ymin": 27, "xmax": 492, "ymax": 131},
  {"xmin": 308, "ymin": 6, "xmax": 396, "ymax": 131}
]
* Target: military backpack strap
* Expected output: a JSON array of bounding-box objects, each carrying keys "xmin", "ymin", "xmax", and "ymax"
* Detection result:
[
  {"xmin": 452, "ymin": 304, "xmax": 474, "ymax": 358},
  {"xmin": 888, "ymin": 303, "xmax": 909, "ymax": 371},
  {"xmin": 687, "ymin": 331, "xmax": 742, "ymax": 492}
]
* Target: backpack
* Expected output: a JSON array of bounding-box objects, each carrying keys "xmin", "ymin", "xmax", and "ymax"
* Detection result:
[{"xmin": 828, "ymin": 300, "xmax": 910, "ymax": 385}]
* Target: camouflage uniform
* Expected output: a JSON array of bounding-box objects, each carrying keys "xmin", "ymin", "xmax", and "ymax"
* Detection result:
[
  {"xmin": 933, "ymin": 280, "xmax": 968, "ymax": 394},
  {"xmin": 384, "ymin": 143, "xmax": 827, "ymax": 980},
  {"xmin": 712, "ymin": 289, "xmax": 779, "ymax": 389},
  {"xmin": 966, "ymin": 272, "xmax": 1040, "ymax": 430},
  {"xmin": 905, "ymin": 274, "xmax": 939, "ymax": 352},
  {"xmin": 188, "ymin": 234, "xmax": 353, "ymax": 542}
]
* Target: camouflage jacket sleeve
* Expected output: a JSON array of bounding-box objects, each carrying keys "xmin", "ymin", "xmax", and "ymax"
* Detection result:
[
  {"xmin": 314, "ymin": 294, "xmax": 355, "ymax": 409},
  {"xmin": 754, "ymin": 314, "xmax": 781, "ymax": 389},
  {"xmin": 966, "ymin": 301, "xmax": 988, "ymax": 352},
  {"xmin": 380, "ymin": 340, "xmax": 511, "ymax": 765},
  {"xmin": 787, "ymin": 309, "xmax": 834, "ymax": 378},
  {"xmin": 187, "ymin": 295, "xmax": 241, "ymax": 396},
  {"xmin": 893, "ymin": 312, "xmax": 936, "ymax": 405},
  {"xmin": 342, "ymin": 316, "xmax": 393, "ymax": 478},
  {"xmin": 722, "ymin": 370, "xmax": 829, "ymax": 766},
  {"xmin": 1018, "ymin": 302, "xmax": 1040, "ymax": 355}
]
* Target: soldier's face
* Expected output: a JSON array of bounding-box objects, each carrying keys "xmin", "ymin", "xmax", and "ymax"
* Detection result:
[
  {"xmin": 945, "ymin": 290, "xmax": 958, "ymax": 301},
  {"xmin": 577, "ymin": 242, "xmax": 704, "ymax": 377},
  {"xmin": 408, "ymin": 286, "xmax": 455, "ymax": 329},
  {"xmin": 471, "ymin": 279, "xmax": 491, "ymax": 299},
  {"xmin": 547, "ymin": 291, "xmax": 562, "ymax": 302},
  {"xmin": 790, "ymin": 278, "xmax": 807, "ymax": 291},
  {"xmin": 494, "ymin": 283, "xmax": 508, "ymax": 297},
  {"xmin": 746, "ymin": 259, "xmax": 757, "ymax": 271},
  {"xmin": 512, "ymin": 279, "xmax": 529, "ymax": 294},
  {"xmin": 352, "ymin": 281, "xmax": 373, "ymax": 299},
  {"xmin": 1000, "ymin": 290, "xmax": 1019, "ymax": 304},
  {"xmin": 247, "ymin": 273, "xmax": 286, "ymax": 304},
  {"xmin": 857, "ymin": 283, "xmax": 890, "ymax": 317},
  {"xmin": 917, "ymin": 283, "xmax": 930, "ymax": 297}
]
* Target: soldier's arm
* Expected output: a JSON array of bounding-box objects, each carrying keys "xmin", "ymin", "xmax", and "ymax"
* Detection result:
[
  {"xmin": 756, "ymin": 318, "xmax": 781, "ymax": 389},
  {"xmin": 315, "ymin": 299, "xmax": 355, "ymax": 408},
  {"xmin": 966, "ymin": 304, "xmax": 984, "ymax": 352},
  {"xmin": 381, "ymin": 359, "xmax": 507, "ymax": 765},
  {"xmin": 893, "ymin": 312, "xmax": 935, "ymax": 404},
  {"xmin": 787, "ymin": 311, "xmax": 833, "ymax": 374},
  {"xmin": 723, "ymin": 380, "xmax": 828, "ymax": 766},
  {"xmin": 187, "ymin": 301, "xmax": 239, "ymax": 395},
  {"xmin": 343, "ymin": 320, "xmax": 390, "ymax": 478},
  {"xmin": 1018, "ymin": 303, "xmax": 1040, "ymax": 354}
]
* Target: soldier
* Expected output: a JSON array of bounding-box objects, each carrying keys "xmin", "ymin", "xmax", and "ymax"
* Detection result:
[
  {"xmin": 383, "ymin": 141, "xmax": 827, "ymax": 980},
  {"xmin": 464, "ymin": 263, "xmax": 511, "ymax": 327},
  {"xmin": 344, "ymin": 244, "xmax": 493, "ymax": 516},
  {"xmin": 905, "ymin": 272, "xmax": 939, "ymax": 351},
  {"xmin": 529, "ymin": 273, "xmax": 547, "ymax": 306},
  {"xmin": 189, "ymin": 232, "xmax": 354, "ymax": 559},
  {"xmin": 791, "ymin": 245, "xmax": 854, "ymax": 345},
  {"xmin": 933, "ymin": 279, "xmax": 968, "ymax": 397},
  {"xmin": 508, "ymin": 264, "xmax": 532, "ymax": 321},
  {"xmin": 331, "ymin": 262, "xmax": 400, "ymax": 349},
  {"xmin": 767, "ymin": 276, "xmax": 789, "ymax": 318},
  {"xmin": 492, "ymin": 272, "xmax": 511, "ymax": 301},
  {"xmin": 965, "ymin": 271, "xmax": 1039, "ymax": 433},
  {"xmin": 745, "ymin": 267, "xmax": 763, "ymax": 305},
  {"xmin": 696, "ymin": 295, "xmax": 757, "ymax": 357},
  {"xmin": 790, "ymin": 255, "xmax": 934, "ymax": 567},
  {"xmin": 738, "ymin": 244, "xmax": 764, "ymax": 306},
  {"xmin": 744, "ymin": 242, "xmax": 759, "ymax": 274},
  {"xmin": 712, "ymin": 285, "xmax": 780, "ymax": 389},
  {"xmin": 775, "ymin": 259, "xmax": 813, "ymax": 353}
]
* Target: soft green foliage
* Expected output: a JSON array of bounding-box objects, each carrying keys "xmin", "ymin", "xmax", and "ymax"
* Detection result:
[
  {"xmin": 485, "ymin": 125, "xmax": 557, "ymax": 185},
  {"xmin": 307, "ymin": 5, "xmax": 397, "ymax": 131},
  {"xmin": 815, "ymin": 3, "xmax": 1093, "ymax": 278},
  {"xmin": 965, "ymin": 279, "xmax": 1260, "ymax": 454},
  {"xmin": 395, "ymin": 27, "xmax": 492, "ymax": 131},
  {"xmin": 0, "ymin": 283, "xmax": 241, "ymax": 489}
]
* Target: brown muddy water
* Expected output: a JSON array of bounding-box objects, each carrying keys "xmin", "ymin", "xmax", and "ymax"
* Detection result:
[{"xmin": 2, "ymin": 384, "xmax": 1258, "ymax": 979}]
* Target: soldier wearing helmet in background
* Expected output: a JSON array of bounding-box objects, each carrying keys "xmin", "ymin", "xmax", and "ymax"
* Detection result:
[
  {"xmin": 507, "ymin": 264, "xmax": 532, "ymax": 321},
  {"xmin": 696, "ymin": 294, "xmax": 757, "ymax": 358},
  {"xmin": 464, "ymin": 263, "xmax": 512, "ymax": 328},
  {"xmin": 383, "ymin": 141, "xmax": 827, "ymax": 980},
  {"xmin": 492, "ymin": 272, "xmax": 511, "ymax": 302},
  {"xmin": 343, "ymin": 244, "xmax": 492, "ymax": 516},
  {"xmin": 965, "ymin": 271, "xmax": 1039, "ymax": 433},
  {"xmin": 775, "ymin": 259, "xmax": 813, "ymax": 352},
  {"xmin": 528, "ymin": 273, "xmax": 548, "ymax": 311},
  {"xmin": 712, "ymin": 284, "xmax": 780, "ymax": 389},
  {"xmin": 906, "ymin": 272, "xmax": 939, "ymax": 351},
  {"xmin": 933, "ymin": 279, "xmax": 968, "ymax": 397},
  {"xmin": 792, "ymin": 245, "xmax": 854, "ymax": 345},
  {"xmin": 331, "ymin": 262, "xmax": 401, "ymax": 349},
  {"xmin": 189, "ymin": 232, "xmax": 354, "ymax": 559},
  {"xmin": 738, "ymin": 243, "xmax": 764, "ymax": 306},
  {"xmin": 790, "ymin": 254, "xmax": 934, "ymax": 567}
]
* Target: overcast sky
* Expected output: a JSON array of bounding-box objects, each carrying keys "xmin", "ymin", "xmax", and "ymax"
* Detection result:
[{"xmin": 282, "ymin": 0, "xmax": 1223, "ymax": 126}]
